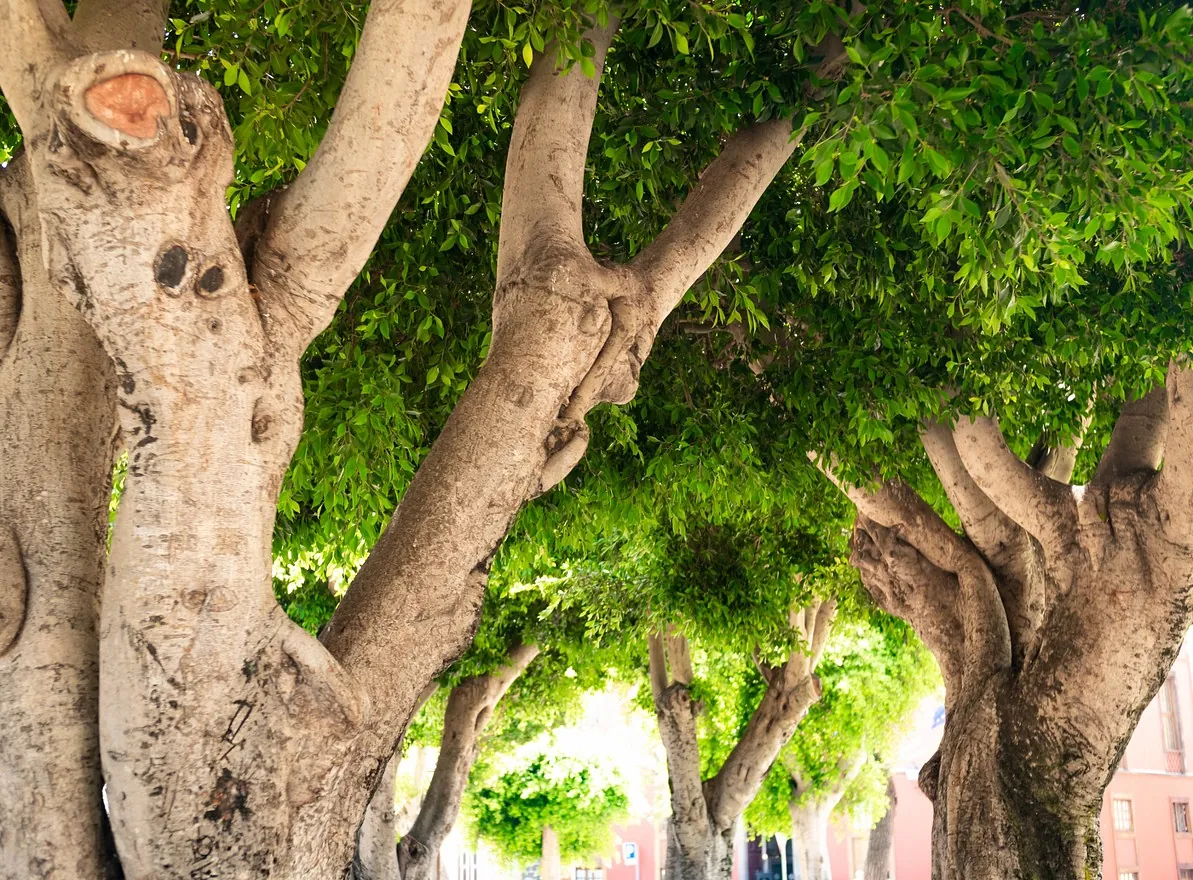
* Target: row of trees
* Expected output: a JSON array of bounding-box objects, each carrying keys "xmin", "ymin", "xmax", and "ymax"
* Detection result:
[{"xmin": 3, "ymin": 1, "xmax": 1193, "ymax": 879}]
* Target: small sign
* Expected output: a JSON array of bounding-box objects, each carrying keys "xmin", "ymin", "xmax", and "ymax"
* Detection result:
[{"xmin": 622, "ymin": 842, "xmax": 638, "ymax": 865}]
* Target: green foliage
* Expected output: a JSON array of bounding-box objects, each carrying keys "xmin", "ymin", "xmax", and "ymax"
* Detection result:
[
  {"xmin": 744, "ymin": 613, "xmax": 940, "ymax": 836},
  {"xmin": 465, "ymin": 753, "xmax": 629, "ymax": 866}
]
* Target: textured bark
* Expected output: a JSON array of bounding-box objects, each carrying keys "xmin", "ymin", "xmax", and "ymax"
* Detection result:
[
  {"xmin": 861, "ymin": 777, "xmax": 895, "ymax": 880},
  {"xmin": 398, "ymin": 644, "xmax": 539, "ymax": 880},
  {"xmin": 650, "ymin": 609, "xmax": 833, "ymax": 880},
  {"xmin": 0, "ymin": 3, "xmax": 794, "ymax": 877},
  {"xmin": 826, "ymin": 387, "xmax": 1193, "ymax": 879},
  {"xmin": 0, "ymin": 160, "xmax": 118, "ymax": 880}
]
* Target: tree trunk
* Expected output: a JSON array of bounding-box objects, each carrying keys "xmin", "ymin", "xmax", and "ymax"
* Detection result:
[
  {"xmin": 648, "ymin": 614, "xmax": 832, "ymax": 880},
  {"xmin": 664, "ymin": 817, "xmax": 733, "ymax": 880},
  {"xmin": 541, "ymin": 826, "xmax": 560, "ymax": 880},
  {"xmin": 350, "ymin": 755, "xmax": 400, "ymax": 880},
  {"xmin": 862, "ymin": 777, "xmax": 895, "ymax": 880},
  {"xmin": 0, "ymin": 5, "xmax": 795, "ymax": 876},
  {"xmin": 789, "ymin": 799, "xmax": 832, "ymax": 880},
  {"xmin": 0, "ymin": 161, "xmax": 118, "ymax": 880},
  {"xmin": 398, "ymin": 646, "xmax": 539, "ymax": 880},
  {"xmin": 833, "ymin": 406, "xmax": 1193, "ymax": 880}
]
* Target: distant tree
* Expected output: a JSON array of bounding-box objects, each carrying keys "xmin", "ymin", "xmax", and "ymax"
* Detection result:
[
  {"xmin": 744, "ymin": 615, "xmax": 937, "ymax": 880},
  {"xmin": 466, "ymin": 754, "xmax": 629, "ymax": 868}
]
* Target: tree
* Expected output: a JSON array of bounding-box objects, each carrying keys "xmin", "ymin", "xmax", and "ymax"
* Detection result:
[
  {"xmin": 861, "ymin": 776, "xmax": 896, "ymax": 880},
  {"xmin": 465, "ymin": 754, "xmax": 629, "ymax": 868},
  {"xmin": 744, "ymin": 615, "xmax": 937, "ymax": 880},
  {"xmin": 0, "ymin": 3, "xmax": 796, "ymax": 877}
]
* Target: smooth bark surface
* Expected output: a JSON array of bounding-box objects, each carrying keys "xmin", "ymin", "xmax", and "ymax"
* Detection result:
[
  {"xmin": 398, "ymin": 644, "xmax": 539, "ymax": 880},
  {"xmin": 827, "ymin": 383, "xmax": 1193, "ymax": 879},
  {"xmin": 789, "ymin": 800, "xmax": 831, "ymax": 880},
  {"xmin": 649, "ymin": 608, "xmax": 833, "ymax": 880}
]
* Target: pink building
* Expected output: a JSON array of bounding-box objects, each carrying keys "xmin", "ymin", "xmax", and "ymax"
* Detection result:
[{"xmin": 826, "ymin": 639, "xmax": 1193, "ymax": 879}]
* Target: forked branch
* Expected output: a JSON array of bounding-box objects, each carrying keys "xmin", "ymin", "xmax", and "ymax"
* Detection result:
[
  {"xmin": 705, "ymin": 600, "xmax": 835, "ymax": 830},
  {"xmin": 497, "ymin": 21, "xmax": 618, "ymax": 278},
  {"xmin": 250, "ymin": 0, "xmax": 472, "ymax": 355}
]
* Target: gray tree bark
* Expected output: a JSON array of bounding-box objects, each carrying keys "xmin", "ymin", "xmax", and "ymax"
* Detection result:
[
  {"xmin": 861, "ymin": 776, "xmax": 895, "ymax": 880},
  {"xmin": 0, "ymin": 4, "xmax": 795, "ymax": 877},
  {"xmin": 824, "ymin": 383, "xmax": 1193, "ymax": 879},
  {"xmin": 398, "ymin": 644, "xmax": 539, "ymax": 880},
  {"xmin": 650, "ymin": 606, "xmax": 834, "ymax": 880}
]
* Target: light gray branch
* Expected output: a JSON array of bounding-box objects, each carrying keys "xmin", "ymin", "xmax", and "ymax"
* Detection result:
[
  {"xmin": 496, "ymin": 21, "xmax": 618, "ymax": 278},
  {"xmin": 251, "ymin": 0, "xmax": 471, "ymax": 355},
  {"xmin": 1094, "ymin": 384, "xmax": 1167, "ymax": 484},
  {"xmin": 1155, "ymin": 363, "xmax": 1193, "ymax": 534},
  {"xmin": 952, "ymin": 415, "xmax": 1077, "ymax": 549},
  {"xmin": 0, "ymin": 0, "xmax": 74, "ymax": 135},
  {"xmin": 71, "ymin": 0, "xmax": 167, "ymax": 52},
  {"xmin": 630, "ymin": 120, "xmax": 796, "ymax": 310}
]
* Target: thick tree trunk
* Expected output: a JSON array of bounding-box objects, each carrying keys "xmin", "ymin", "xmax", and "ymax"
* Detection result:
[
  {"xmin": 664, "ymin": 817, "xmax": 733, "ymax": 880},
  {"xmin": 861, "ymin": 777, "xmax": 895, "ymax": 880},
  {"xmin": 789, "ymin": 800, "xmax": 832, "ymax": 880},
  {"xmin": 0, "ymin": 4, "xmax": 794, "ymax": 876},
  {"xmin": 832, "ymin": 405, "xmax": 1193, "ymax": 880},
  {"xmin": 398, "ymin": 645, "xmax": 538, "ymax": 880},
  {"xmin": 0, "ymin": 162, "xmax": 118, "ymax": 880}
]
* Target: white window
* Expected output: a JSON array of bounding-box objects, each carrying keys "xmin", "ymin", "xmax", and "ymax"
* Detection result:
[
  {"xmin": 1113, "ymin": 798, "xmax": 1134, "ymax": 833},
  {"xmin": 1120, "ymin": 873, "xmax": 1139, "ymax": 880},
  {"xmin": 1176, "ymin": 800, "xmax": 1191, "ymax": 834}
]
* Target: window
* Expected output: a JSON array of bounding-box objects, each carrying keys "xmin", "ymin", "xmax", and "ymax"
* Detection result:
[
  {"xmin": 1180, "ymin": 868, "xmax": 1193, "ymax": 880},
  {"xmin": 1176, "ymin": 800, "xmax": 1191, "ymax": 834},
  {"xmin": 1120, "ymin": 873, "xmax": 1139, "ymax": 880},
  {"xmin": 1114, "ymin": 798, "xmax": 1135, "ymax": 833},
  {"xmin": 575, "ymin": 870, "xmax": 604, "ymax": 880},
  {"xmin": 1161, "ymin": 675, "xmax": 1185, "ymax": 769}
]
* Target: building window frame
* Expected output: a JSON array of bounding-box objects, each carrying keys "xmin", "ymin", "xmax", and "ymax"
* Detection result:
[
  {"xmin": 1113, "ymin": 796, "xmax": 1135, "ymax": 835},
  {"xmin": 1176, "ymin": 798, "xmax": 1193, "ymax": 836},
  {"xmin": 1161, "ymin": 673, "xmax": 1186, "ymax": 773}
]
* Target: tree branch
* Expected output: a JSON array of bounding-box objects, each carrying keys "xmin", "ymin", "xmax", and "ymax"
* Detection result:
[
  {"xmin": 1093, "ymin": 384, "xmax": 1167, "ymax": 484},
  {"xmin": 1154, "ymin": 363, "xmax": 1193, "ymax": 534},
  {"xmin": 648, "ymin": 632, "xmax": 670, "ymax": 702},
  {"xmin": 705, "ymin": 601, "xmax": 835, "ymax": 832},
  {"xmin": 951, "ymin": 415, "xmax": 1077, "ymax": 549},
  {"xmin": 71, "ymin": 0, "xmax": 167, "ymax": 53},
  {"xmin": 0, "ymin": 0, "xmax": 74, "ymax": 135},
  {"xmin": 631, "ymin": 119, "xmax": 796, "ymax": 310},
  {"xmin": 249, "ymin": 0, "xmax": 471, "ymax": 355},
  {"xmin": 496, "ymin": 21, "xmax": 617, "ymax": 279},
  {"xmin": 649, "ymin": 630, "xmax": 709, "ymax": 848}
]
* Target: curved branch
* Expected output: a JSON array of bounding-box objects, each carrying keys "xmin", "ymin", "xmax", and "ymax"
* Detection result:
[
  {"xmin": 631, "ymin": 119, "xmax": 796, "ymax": 309},
  {"xmin": 71, "ymin": 0, "xmax": 167, "ymax": 52},
  {"xmin": 496, "ymin": 21, "xmax": 617, "ymax": 280},
  {"xmin": 705, "ymin": 601, "xmax": 835, "ymax": 832},
  {"xmin": 250, "ymin": 0, "xmax": 471, "ymax": 355},
  {"xmin": 0, "ymin": 0, "xmax": 74, "ymax": 135},
  {"xmin": 951, "ymin": 416, "xmax": 1077, "ymax": 548},
  {"xmin": 921, "ymin": 421, "xmax": 1021, "ymax": 564},
  {"xmin": 1093, "ymin": 384, "xmax": 1167, "ymax": 484}
]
